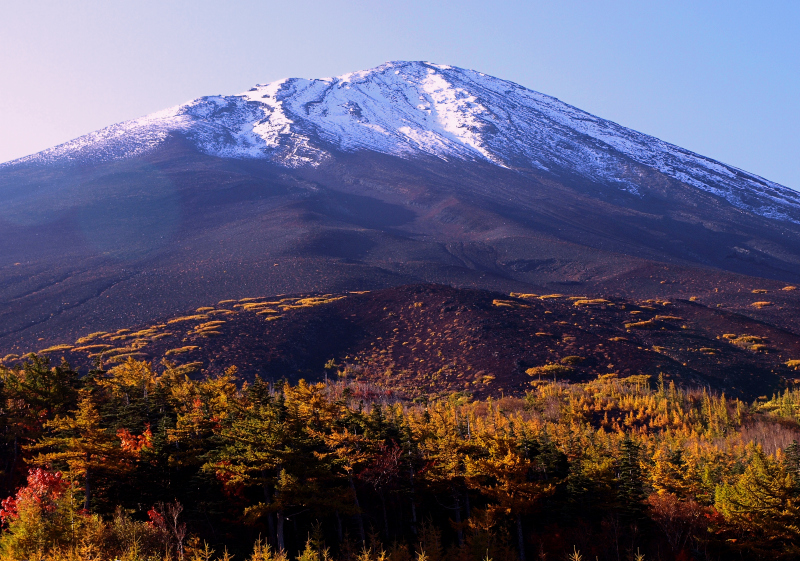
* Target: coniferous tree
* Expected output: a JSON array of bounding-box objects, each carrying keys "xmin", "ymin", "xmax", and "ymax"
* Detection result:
[{"xmin": 616, "ymin": 436, "xmax": 645, "ymax": 519}]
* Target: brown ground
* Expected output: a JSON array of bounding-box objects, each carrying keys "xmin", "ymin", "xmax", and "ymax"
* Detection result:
[{"xmin": 7, "ymin": 283, "xmax": 800, "ymax": 400}]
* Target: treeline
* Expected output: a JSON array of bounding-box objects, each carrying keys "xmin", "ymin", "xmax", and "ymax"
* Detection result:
[{"xmin": 2, "ymin": 357, "xmax": 800, "ymax": 560}]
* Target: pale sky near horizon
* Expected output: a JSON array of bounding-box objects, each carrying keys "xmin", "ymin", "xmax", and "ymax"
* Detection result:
[{"xmin": 1, "ymin": 1, "xmax": 798, "ymax": 189}]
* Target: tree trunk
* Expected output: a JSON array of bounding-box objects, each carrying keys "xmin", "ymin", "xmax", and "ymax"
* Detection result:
[
  {"xmin": 452, "ymin": 487, "xmax": 463, "ymax": 546},
  {"xmin": 336, "ymin": 510, "xmax": 344, "ymax": 543},
  {"xmin": 516, "ymin": 514, "xmax": 526, "ymax": 561},
  {"xmin": 263, "ymin": 480, "xmax": 276, "ymax": 545},
  {"xmin": 380, "ymin": 491, "xmax": 389, "ymax": 539},
  {"xmin": 349, "ymin": 474, "xmax": 366, "ymax": 544},
  {"xmin": 84, "ymin": 464, "xmax": 91, "ymax": 511},
  {"xmin": 6, "ymin": 436, "xmax": 17, "ymax": 489},
  {"xmin": 409, "ymin": 465, "xmax": 418, "ymax": 535},
  {"xmin": 277, "ymin": 508, "xmax": 285, "ymax": 552}
]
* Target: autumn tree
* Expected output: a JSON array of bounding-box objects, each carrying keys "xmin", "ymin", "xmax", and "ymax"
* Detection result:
[
  {"xmin": 30, "ymin": 391, "xmax": 129, "ymax": 511},
  {"xmin": 715, "ymin": 444, "xmax": 800, "ymax": 548},
  {"xmin": 0, "ymin": 468, "xmax": 76, "ymax": 558}
]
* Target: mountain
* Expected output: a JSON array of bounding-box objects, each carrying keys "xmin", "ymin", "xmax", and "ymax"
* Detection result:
[
  {"xmin": 10, "ymin": 61, "xmax": 800, "ymax": 220},
  {"xmin": 1, "ymin": 61, "xmax": 799, "ymax": 354}
]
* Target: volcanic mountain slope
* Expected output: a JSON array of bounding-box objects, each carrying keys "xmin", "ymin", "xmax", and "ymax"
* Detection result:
[
  {"xmin": 1, "ymin": 61, "xmax": 799, "ymax": 352},
  {"xmin": 7, "ymin": 284, "xmax": 800, "ymax": 400}
]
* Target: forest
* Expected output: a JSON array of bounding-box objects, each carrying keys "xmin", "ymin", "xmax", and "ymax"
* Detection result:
[{"xmin": 2, "ymin": 355, "xmax": 800, "ymax": 560}]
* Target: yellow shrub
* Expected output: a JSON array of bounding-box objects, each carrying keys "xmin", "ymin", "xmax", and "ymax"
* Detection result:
[
  {"xmin": 167, "ymin": 314, "xmax": 209, "ymax": 324},
  {"xmin": 526, "ymin": 363, "xmax": 574, "ymax": 377},
  {"xmin": 38, "ymin": 344, "xmax": 73, "ymax": 354},
  {"xmin": 74, "ymin": 332, "xmax": 108, "ymax": 344},
  {"xmin": 165, "ymin": 346, "xmax": 200, "ymax": 356},
  {"xmin": 625, "ymin": 320, "xmax": 659, "ymax": 329},
  {"xmin": 560, "ymin": 356, "xmax": 585, "ymax": 365},
  {"xmin": 72, "ymin": 344, "xmax": 112, "ymax": 352},
  {"xmin": 492, "ymin": 299, "xmax": 528, "ymax": 308},
  {"xmin": 573, "ymin": 299, "xmax": 610, "ymax": 306}
]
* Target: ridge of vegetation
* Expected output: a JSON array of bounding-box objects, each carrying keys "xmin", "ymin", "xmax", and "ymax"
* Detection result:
[{"xmin": 5, "ymin": 285, "xmax": 799, "ymax": 401}]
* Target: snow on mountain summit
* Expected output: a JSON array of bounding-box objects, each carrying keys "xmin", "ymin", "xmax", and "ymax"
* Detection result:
[{"xmin": 6, "ymin": 61, "xmax": 799, "ymax": 221}]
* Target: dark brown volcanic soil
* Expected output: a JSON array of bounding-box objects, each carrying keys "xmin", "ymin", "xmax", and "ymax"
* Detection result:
[
  {"xmin": 7, "ymin": 284, "xmax": 800, "ymax": 400},
  {"xmin": 2, "ymin": 139, "xmax": 800, "ymax": 355}
]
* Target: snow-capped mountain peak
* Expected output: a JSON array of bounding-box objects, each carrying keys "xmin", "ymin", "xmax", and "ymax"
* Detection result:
[{"xmin": 5, "ymin": 61, "xmax": 799, "ymax": 221}]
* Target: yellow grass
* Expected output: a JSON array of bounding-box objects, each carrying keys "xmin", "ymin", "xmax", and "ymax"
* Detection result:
[
  {"xmin": 281, "ymin": 296, "xmax": 346, "ymax": 310},
  {"xmin": 72, "ymin": 344, "xmax": 112, "ymax": 352},
  {"xmin": 625, "ymin": 320, "xmax": 659, "ymax": 330},
  {"xmin": 238, "ymin": 302, "xmax": 275, "ymax": 310},
  {"xmin": 38, "ymin": 344, "xmax": 73, "ymax": 353},
  {"xmin": 560, "ymin": 356, "xmax": 585, "ymax": 365},
  {"xmin": 150, "ymin": 333, "xmax": 173, "ymax": 340},
  {"xmin": 75, "ymin": 331, "xmax": 108, "ymax": 344},
  {"xmin": 492, "ymin": 299, "xmax": 529, "ymax": 308},
  {"xmin": 573, "ymin": 299, "xmax": 610, "ymax": 306},
  {"xmin": 108, "ymin": 334, "xmax": 133, "ymax": 341},
  {"xmin": 167, "ymin": 314, "xmax": 210, "ymax": 324},
  {"xmin": 208, "ymin": 309, "xmax": 235, "ymax": 316},
  {"xmin": 166, "ymin": 346, "xmax": 200, "ymax": 356},
  {"xmin": 526, "ymin": 363, "xmax": 574, "ymax": 377},
  {"xmin": 198, "ymin": 320, "xmax": 226, "ymax": 328},
  {"xmin": 174, "ymin": 362, "xmax": 203, "ymax": 374}
]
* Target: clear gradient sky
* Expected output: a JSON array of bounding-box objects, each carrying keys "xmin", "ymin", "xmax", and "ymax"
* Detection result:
[{"xmin": 1, "ymin": 1, "xmax": 798, "ymax": 189}]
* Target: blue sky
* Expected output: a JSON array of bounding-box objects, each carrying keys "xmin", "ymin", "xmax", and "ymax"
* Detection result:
[{"xmin": 1, "ymin": 1, "xmax": 797, "ymax": 189}]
